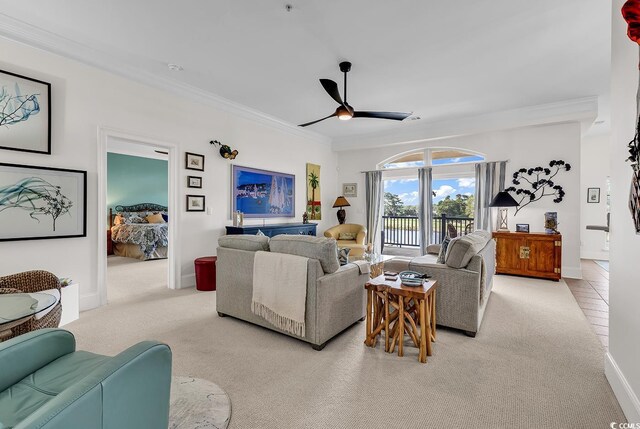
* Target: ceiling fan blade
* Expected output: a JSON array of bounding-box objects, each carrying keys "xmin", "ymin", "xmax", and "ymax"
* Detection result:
[
  {"xmin": 353, "ymin": 111, "xmax": 412, "ymax": 121},
  {"xmin": 319, "ymin": 79, "xmax": 345, "ymax": 106},
  {"xmin": 298, "ymin": 113, "xmax": 337, "ymax": 127}
]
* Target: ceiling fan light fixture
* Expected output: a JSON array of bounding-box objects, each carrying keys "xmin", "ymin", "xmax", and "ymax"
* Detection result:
[{"xmin": 336, "ymin": 106, "xmax": 353, "ymax": 121}]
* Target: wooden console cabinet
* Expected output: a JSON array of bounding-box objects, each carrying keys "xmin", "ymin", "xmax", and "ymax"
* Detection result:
[{"xmin": 493, "ymin": 231, "xmax": 561, "ymax": 281}]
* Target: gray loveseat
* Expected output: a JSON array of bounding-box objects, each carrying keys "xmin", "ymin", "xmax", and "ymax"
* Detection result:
[
  {"xmin": 216, "ymin": 234, "xmax": 369, "ymax": 350},
  {"xmin": 385, "ymin": 230, "xmax": 496, "ymax": 337}
]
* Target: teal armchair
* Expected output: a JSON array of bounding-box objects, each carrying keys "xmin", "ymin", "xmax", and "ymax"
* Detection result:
[{"xmin": 0, "ymin": 329, "xmax": 172, "ymax": 429}]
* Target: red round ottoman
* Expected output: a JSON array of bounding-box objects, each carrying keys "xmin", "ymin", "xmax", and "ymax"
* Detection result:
[{"xmin": 194, "ymin": 256, "xmax": 217, "ymax": 291}]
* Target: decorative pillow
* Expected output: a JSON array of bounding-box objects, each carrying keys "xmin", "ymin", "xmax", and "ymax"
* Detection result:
[
  {"xmin": 117, "ymin": 212, "xmax": 148, "ymax": 224},
  {"xmin": 426, "ymin": 244, "xmax": 441, "ymax": 255},
  {"xmin": 337, "ymin": 247, "xmax": 351, "ymax": 266},
  {"xmin": 444, "ymin": 230, "xmax": 492, "ymax": 268},
  {"xmin": 161, "ymin": 213, "xmax": 168, "ymax": 222},
  {"xmin": 146, "ymin": 213, "xmax": 165, "ymax": 224},
  {"xmin": 256, "ymin": 230, "xmax": 266, "ymax": 236},
  {"xmin": 436, "ymin": 236, "xmax": 451, "ymax": 264},
  {"xmin": 113, "ymin": 214, "xmax": 126, "ymax": 225},
  {"xmin": 338, "ymin": 232, "xmax": 356, "ymax": 241}
]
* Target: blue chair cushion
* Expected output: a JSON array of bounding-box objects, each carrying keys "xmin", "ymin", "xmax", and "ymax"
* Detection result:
[{"xmin": 0, "ymin": 351, "xmax": 109, "ymax": 428}]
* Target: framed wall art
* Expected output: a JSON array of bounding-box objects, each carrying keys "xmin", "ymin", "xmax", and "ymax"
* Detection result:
[
  {"xmin": 186, "ymin": 195, "xmax": 205, "ymax": 212},
  {"xmin": 187, "ymin": 175, "xmax": 202, "ymax": 188},
  {"xmin": 306, "ymin": 163, "xmax": 321, "ymax": 220},
  {"xmin": 0, "ymin": 69, "xmax": 51, "ymax": 154},
  {"xmin": 185, "ymin": 152, "xmax": 205, "ymax": 171},
  {"xmin": 587, "ymin": 187, "xmax": 600, "ymax": 203},
  {"xmin": 232, "ymin": 165, "xmax": 294, "ymax": 218},
  {"xmin": 0, "ymin": 163, "xmax": 86, "ymax": 241},
  {"xmin": 343, "ymin": 182, "xmax": 357, "ymax": 198}
]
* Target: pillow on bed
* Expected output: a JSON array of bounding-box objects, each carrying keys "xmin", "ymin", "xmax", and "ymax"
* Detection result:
[
  {"xmin": 113, "ymin": 214, "xmax": 126, "ymax": 225},
  {"xmin": 146, "ymin": 213, "xmax": 165, "ymax": 223},
  {"xmin": 117, "ymin": 212, "xmax": 148, "ymax": 224}
]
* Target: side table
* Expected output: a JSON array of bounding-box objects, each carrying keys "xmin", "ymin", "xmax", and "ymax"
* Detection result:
[{"xmin": 364, "ymin": 276, "xmax": 437, "ymax": 363}]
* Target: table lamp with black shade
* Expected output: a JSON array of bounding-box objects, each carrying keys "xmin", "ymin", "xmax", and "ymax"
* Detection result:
[
  {"xmin": 332, "ymin": 196, "xmax": 351, "ymax": 224},
  {"xmin": 489, "ymin": 191, "xmax": 519, "ymax": 231}
]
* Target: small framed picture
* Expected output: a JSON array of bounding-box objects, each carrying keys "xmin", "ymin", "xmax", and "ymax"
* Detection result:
[
  {"xmin": 587, "ymin": 187, "xmax": 600, "ymax": 203},
  {"xmin": 187, "ymin": 175, "xmax": 202, "ymax": 188},
  {"xmin": 186, "ymin": 195, "xmax": 205, "ymax": 212},
  {"xmin": 343, "ymin": 182, "xmax": 357, "ymax": 198},
  {"xmin": 185, "ymin": 152, "xmax": 205, "ymax": 171},
  {"xmin": 516, "ymin": 224, "xmax": 530, "ymax": 233}
]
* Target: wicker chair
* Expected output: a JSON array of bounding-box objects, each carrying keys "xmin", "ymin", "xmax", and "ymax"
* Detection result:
[{"xmin": 0, "ymin": 270, "xmax": 62, "ymax": 339}]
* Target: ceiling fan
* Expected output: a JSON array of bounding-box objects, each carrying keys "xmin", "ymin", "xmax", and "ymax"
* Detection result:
[{"xmin": 298, "ymin": 61, "xmax": 411, "ymax": 127}]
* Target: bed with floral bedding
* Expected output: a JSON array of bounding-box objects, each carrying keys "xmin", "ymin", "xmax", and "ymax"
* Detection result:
[{"xmin": 109, "ymin": 203, "xmax": 168, "ymax": 260}]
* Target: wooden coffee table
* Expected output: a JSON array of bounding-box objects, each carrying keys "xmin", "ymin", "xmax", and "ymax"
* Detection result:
[{"xmin": 364, "ymin": 276, "xmax": 437, "ymax": 363}]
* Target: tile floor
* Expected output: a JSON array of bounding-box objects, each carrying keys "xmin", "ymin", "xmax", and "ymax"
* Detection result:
[{"xmin": 565, "ymin": 259, "xmax": 609, "ymax": 350}]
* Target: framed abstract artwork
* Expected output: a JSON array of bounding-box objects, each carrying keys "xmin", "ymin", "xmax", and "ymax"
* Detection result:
[
  {"xmin": 0, "ymin": 163, "xmax": 87, "ymax": 241},
  {"xmin": 185, "ymin": 152, "xmax": 205, "ymax": 171},
  {"xmin": 0, "ymin": 69, "xmax": 51, "ymax": 154},
  {"xmin": 232, "ymin": 165, "xmax": 294, "ymax": 218},
  {"xmin": 186, "ymin": 195, "xmax": 205, "ymax": 212}
]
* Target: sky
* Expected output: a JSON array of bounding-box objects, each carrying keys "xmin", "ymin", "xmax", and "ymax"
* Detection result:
[{"xmin": 384, "ymin": 177, "xmax": 476, "ymax": 205}]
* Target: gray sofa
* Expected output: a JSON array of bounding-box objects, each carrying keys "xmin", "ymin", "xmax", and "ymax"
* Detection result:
[
  {"xmin": 216, "ymin": 234, "xmax": 369, "ymax": 350},
  {"xmin": 385, "ymin": 230, "xmax": 496, "ymax": 337}
]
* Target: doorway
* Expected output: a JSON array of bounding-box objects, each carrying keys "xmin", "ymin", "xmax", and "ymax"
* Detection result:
[{"xmin": 97, "ymin": 128, "xmax": 180, "ymax": 307}]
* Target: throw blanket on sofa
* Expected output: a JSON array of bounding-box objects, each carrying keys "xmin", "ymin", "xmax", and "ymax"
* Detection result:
[{"xmin": 252, "ymin": 251, "xmax": 308, "ymax": 337}]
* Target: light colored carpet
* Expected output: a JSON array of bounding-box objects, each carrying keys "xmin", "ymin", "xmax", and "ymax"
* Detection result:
[
  {"xmin": 67, "ymin": 271, "xmax": 626, "ymax": 428},
  {"xmin": 107, "ymin": 256, "xmax": 168, "ymax": 302},
  {"xmin": 594, "ymin": 260, "xmax": 610, "ymax": 272}
]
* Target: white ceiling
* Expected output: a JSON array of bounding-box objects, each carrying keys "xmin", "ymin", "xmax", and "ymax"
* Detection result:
[{"xmin": 0, "ymin": 1, "xmax": 611, "ymax": 139}]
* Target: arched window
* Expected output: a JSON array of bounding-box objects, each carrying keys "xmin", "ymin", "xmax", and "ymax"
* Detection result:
[{"xmin": 380, "ymin": 148, "xmax": 484, "ymax": 169}]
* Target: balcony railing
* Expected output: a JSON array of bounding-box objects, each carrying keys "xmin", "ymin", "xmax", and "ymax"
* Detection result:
[{"xmin": 381, "ymin": 214, "xmax": 474, "ymax": 251}]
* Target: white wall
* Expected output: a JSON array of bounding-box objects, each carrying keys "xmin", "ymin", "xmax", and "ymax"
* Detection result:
[
  {"xmin": 337, "ymin": 122, "xmax": 582, "ymax": 278},
  {"xmin": 0, "ymin": 37, "xmax": 338, "ymax": 311},
  {"xmin": 580, "ymin": 133, "xmax": 611, "ymax": 260},
  {"xmin": 606, "ymin": 0, "xmax": 640, "ymax": 422}
]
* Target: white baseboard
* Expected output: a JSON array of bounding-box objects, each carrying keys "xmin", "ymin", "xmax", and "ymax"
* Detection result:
[
  {"xmin": 180, "ymin": 274, "xmax": 196, "ymax": 289},
  {"xmin": 79, "ymin": 292, "xmax": 100, "ymax": 312},
  {"xmin": 605, "ymin": 352, "xmax": 640, "ymax": 423},
  {"xmin": 581, "ymin": 250, "xmax": 610, "ymax": 261},
  {"xmin": 562, "ymin": 266, "xmax": 583, "ymax": 279}
]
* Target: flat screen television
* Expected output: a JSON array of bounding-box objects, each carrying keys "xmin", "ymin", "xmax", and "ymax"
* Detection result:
[{"xmin": 231, "ymin": 165, "xmax": 295, "ymax": 218}]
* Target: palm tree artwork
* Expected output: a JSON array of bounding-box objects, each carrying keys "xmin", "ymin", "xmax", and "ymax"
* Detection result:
[{"xmin": 306, "ymin": 163, "xmax": 321, "ymax": 220}]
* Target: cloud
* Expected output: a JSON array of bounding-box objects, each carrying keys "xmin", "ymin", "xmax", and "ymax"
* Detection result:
[
  {"xmin": 398, "ymin": 191, "xmax": 419, "ymax": 205},
  {"xmin": 433, "ymin": 185, "xmax": 456, "ymax": 198},
  {"xmin": 385, "ymin": 161, "xmax": 424, "ymax": 168},
  {"xmin": 457, "ymin": 178, "xmax": 476, "ymax": 188}
]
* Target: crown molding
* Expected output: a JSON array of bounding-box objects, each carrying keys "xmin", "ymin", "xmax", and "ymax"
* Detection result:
[
  {"xmin": 0, "ymin": 13, "xmax": 331, "ymax": 145},
  {"xmin": 332, "ymin": 96, "xmax": 599, "ymax": 151}
]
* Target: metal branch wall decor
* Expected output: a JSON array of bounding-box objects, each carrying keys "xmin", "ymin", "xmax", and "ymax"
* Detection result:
[
  {"xmin": 210, "ymin": 140, "xmax": 238, "ymax": 160},
  {"xmin": 621, "ymin": 0, "xmax": 640, "ymax": 233},
  {"xmin": 505, "ymin": 160, "xmax": 571, "ymax": 215}
]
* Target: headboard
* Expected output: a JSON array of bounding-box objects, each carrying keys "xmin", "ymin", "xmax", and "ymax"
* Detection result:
[{"xmin": 109, "ymin": 203, "xmax": 168, "ymax": 228}]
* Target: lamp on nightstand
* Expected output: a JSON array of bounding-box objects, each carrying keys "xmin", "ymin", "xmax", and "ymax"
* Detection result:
[
  {"xmin": 489, "ymin": 191, "xmax": 519, "ymax": 231},
  {"xmin": 332, "ymin": 196, "xmax": 351, "ymax": 224}
]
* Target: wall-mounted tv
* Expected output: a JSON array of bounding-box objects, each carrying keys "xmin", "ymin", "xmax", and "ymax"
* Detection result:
[{"xmin": 232, "ymin": 165, "xmax": 295, "ymax": 218}]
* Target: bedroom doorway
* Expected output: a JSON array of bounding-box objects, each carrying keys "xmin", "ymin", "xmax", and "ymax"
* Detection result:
[{"xmin": 97, "ymin": 129, "xmax": 180, "ymax": 307}]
